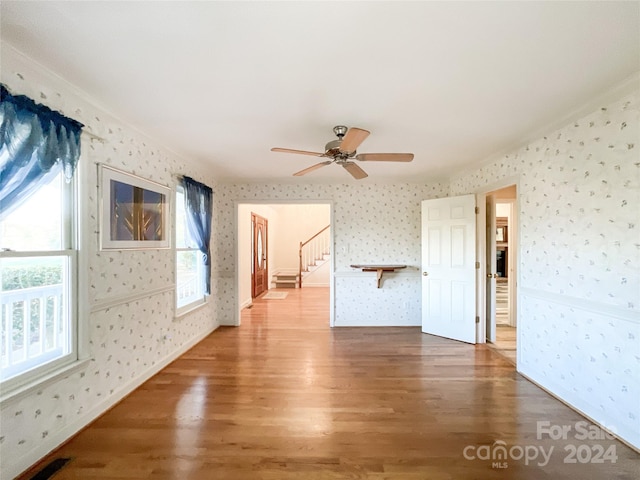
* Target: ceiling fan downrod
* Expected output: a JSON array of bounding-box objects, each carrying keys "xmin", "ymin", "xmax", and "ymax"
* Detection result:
[{"xmin": 333, "ymin": 125, "xmax": 348, "ymax": 139}]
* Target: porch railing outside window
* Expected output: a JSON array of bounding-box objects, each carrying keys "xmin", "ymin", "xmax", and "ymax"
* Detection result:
[
  {"xmin": 176, "ymin": 249, "xmax": 204, "ymax": 307},
  {"xmin": 1, "ymin": 281, "xmax": 67, "ymax": 379}
]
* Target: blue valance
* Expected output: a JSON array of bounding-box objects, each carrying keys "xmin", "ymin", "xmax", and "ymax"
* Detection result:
[
  {"xmin": 0, "ymin": 84, "xmax": 83, "ymax": 218},
  {"xmin": 182, "ymin": 176, "xmax": 213, "ymax": 295}
]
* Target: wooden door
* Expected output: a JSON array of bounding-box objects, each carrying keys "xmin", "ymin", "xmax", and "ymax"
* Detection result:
[
  {"xmin": 252, "ymin": 213, "xmax": 268, "ymax": 298},
  {"xmin": 421, "ymin": 195, "xmax": 477, "ymax": 344}
]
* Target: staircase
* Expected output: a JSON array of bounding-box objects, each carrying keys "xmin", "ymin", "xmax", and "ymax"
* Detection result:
[
  {"xmin": 271, "ymin": 272, "xmax": 299, "ymax": 288},
  {"xmin": 299, "ymin": 225, "xmax": 330, "ymax": 288},
  {"xmin": 270, "ymin": 225, "xmax": 331, "ymax": 289},
  {"xmin": 271, "ymin": 251, "xmax": 330, "ymax": 289},
  {"xmin": 301, "ymin": 251, "xmax": 330, "ymax": 279}
]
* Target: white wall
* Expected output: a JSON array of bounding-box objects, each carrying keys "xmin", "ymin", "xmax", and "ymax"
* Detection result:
[
  {"xmin": 496, "ymin": 203, "xmax": 510, "ymax": 218},
  {"xmin": 0, "ymin": 47, "xmax": 220, "ymax": 479},
  {"xmin": 215, "ymin": 183, "xmax": 449, "ymax": 326},
  {"xmin": 450, "ymin": 80, "xmax": 640, "ymax": 450},
  {"xmin": 272, "ymin": 204, "xmax": 331, "ymax": 273}
]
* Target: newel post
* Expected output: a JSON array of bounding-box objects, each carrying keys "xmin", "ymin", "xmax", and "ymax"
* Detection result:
[{"xmin": 298, "ymin": 241, "xmax": 303, "ymax": 288}]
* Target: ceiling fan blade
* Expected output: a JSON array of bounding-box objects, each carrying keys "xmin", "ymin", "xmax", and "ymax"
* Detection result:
[
  {"xmin": 342, "ymin": 162, "xmax": 368, "ymax": 180},
  {"xmin": 339, "ymin": 127, "xmax": 370, "ymax": 153},
  {"xmin": 356, "ymin": 153, "xmax": 414, "ymax": 162},
  {"xmin": 293, "ymin": 161, "xmax": 332, "ymax": 176},
  {"xmin": 271, "ymin": 147, "xmax": 326, "ymax": 157}
]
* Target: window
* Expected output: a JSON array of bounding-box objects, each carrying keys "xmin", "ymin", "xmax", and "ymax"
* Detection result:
[
  {"xmin": 0, "ymin": 170, "xmax": 77, "ymax": 390},
  {"xmin": 175, "ymin": 186, "xmax": 206, "ymax": 313}
]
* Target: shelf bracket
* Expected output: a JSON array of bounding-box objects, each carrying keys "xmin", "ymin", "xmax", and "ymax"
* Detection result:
[{"xmin": 350, "ymin": 264, "xmax": 407, "ymax": 288}]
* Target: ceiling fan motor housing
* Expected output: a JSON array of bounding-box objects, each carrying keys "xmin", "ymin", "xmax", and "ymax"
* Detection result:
[
  {"xmin": 324, "ymin": 139, "xmax": 346, "ymax": 158},
  {"xmin": 326, "ymin": 126, "xmax": 355, "ymax": 159}
]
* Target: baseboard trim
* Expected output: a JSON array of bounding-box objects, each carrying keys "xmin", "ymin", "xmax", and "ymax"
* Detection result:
[{"xmin": 7, "ymin": 325, "xmax": 218, "ymax": 480}]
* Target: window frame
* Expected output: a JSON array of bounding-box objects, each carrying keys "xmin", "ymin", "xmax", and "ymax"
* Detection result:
[
  {"xmin": 0, "ymin": 168, "xmax": 81, "ymax": 398},
  {"xmin": 174, "ymin": 185, "xmax": 207, "ymax": 316}
]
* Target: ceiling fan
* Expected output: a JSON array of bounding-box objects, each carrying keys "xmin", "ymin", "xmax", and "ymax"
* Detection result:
[{"xmin": 271, "ymin": 125, "xmax": 414, "ymax": 179}]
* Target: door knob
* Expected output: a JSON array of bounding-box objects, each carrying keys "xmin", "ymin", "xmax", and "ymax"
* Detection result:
[
  {"xmin": 423, "ymin": 272, "xmax": 429, "ymax": 276},
  {"xmin": 487, "ymin": 273, "xmax": 497, "ymax": 278}
]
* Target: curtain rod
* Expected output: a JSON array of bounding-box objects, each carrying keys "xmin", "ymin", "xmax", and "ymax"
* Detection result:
[{"xmin": 82, "ymin": 129, "xmax": 105, "ymax": 143}]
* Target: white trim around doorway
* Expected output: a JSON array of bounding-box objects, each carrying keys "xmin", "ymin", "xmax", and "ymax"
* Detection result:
[
  {"xmin": 233, "ymin": 199, "xmax": 335, "ymax": 327},
  {"xmin": 473, "ymin": 176, "xmax": 520, "ymax": 349}
]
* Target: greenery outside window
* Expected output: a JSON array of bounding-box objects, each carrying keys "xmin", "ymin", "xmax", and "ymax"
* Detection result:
[{"xmin": 0, "ymin": 171, "xmax": 77, "ymax": 391}]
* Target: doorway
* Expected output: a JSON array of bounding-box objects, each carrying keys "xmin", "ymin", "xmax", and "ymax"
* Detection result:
[
  {"xmin": 251, "ymin": 213, "xmax": 268, "ymax": 298},
  {"xmin": 485, "ymin": 185, "xmax": 517, "ymax": 363},
  {"xmin": 235, "ymin": 201, "xmax": 333, "ymax": 326}
]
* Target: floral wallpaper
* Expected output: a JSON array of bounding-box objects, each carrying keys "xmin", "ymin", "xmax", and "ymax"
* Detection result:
[
  {"xmin": 334, "ymin": 273, "xmax": 422, "ymax": 326},
  {"xmin": 450, "ymin": 87, "xmax": 640, "ymax": 449},
  {"xmin": 519, "ymin": 294, "xmax": 639, "ymax": 445},
  {"xmin": 1, "ymin": 48, "xmax": 219, "ymax": 478},
  {"xmin": 214, "ymin": 183, "xmax": 448, "ymax": 326},
  {"xmin": 450, "ymin": 91, "xmax": 639, "ymax": 311}
]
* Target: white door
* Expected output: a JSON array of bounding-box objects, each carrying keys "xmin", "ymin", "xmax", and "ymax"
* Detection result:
[
  {"xmin": 486, "ymin": 194, "xmax": 497, "ymax": 343},
  {"xmin": 421, "ymin": 195, "xmax": 477, "ymax": 343}
]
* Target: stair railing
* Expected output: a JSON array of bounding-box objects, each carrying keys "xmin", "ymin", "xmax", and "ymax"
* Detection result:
[{"xmin": 299, "ymin": 225, "xmax": 330, "ymax": 288}]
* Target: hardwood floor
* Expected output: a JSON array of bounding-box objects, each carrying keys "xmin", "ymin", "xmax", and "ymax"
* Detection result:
[
  {"xmin": 487, "ymin": 324, "xmax": 517, "ymax": 365},
  {"xmin": 19, "ymin": 288, "xmax": 639, "ymax": 479}
]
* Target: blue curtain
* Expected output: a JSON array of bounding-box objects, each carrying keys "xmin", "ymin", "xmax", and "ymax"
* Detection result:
[
  {"xmin": 182, "ymin": 176, "xmax": 213, "ymax": 295},
  {"xmin": 0, "ymin": 84, "xmax": 83, "ymax": 219}
]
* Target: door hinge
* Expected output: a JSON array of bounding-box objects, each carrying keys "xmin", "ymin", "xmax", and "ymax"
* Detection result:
[
  {"xmin": 475, "ymin": 261, "xmax": 480, "ymax": 269},
  {"xmin": 475, "ymin": 206, "xmax": 479, "ymax": 214},
  {"xmin": 475, "ymin": 316, "xmax": 480, "ymax": 324}
]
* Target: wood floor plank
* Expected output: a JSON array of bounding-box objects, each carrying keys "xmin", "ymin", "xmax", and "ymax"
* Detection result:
[{"xmin": 18, "ymin": 288, "xmax": 639, "ymax": 479}]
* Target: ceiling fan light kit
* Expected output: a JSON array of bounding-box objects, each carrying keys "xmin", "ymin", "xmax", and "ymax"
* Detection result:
[{"xmin": 271, "ymin": 125, "xmax": 414, "ymax": 179}]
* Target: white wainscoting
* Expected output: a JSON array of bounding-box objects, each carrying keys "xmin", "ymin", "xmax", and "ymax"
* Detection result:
[{"xmin": 518, "ymin": 287, "xmax": 640, "ymax": 450}]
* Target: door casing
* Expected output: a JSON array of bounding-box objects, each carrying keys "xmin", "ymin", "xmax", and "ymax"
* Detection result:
[
  {"xmin": 233, "ymin": 200, "xmax": 335, "ymax": 327},
  {"xmin": 474, "ymin": 178, "xmax": 519, "ymax": 348}
]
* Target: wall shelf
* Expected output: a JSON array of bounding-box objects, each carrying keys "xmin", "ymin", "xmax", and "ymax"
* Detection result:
[{"xmin": 349, "ymin": 264, "xmax": 407, "ymax": 288}]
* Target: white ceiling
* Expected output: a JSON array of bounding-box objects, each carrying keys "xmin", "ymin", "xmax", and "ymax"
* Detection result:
[{"xmin": 1, "ymin": 1, "xmax": 639, "ymax": 183}]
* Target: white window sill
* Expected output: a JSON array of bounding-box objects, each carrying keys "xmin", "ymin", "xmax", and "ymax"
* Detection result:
[
  {"xmin": 0, "ymin": 358, "xmax": 91, "ymax": 406},
  {"xmin": 175, "ymin": 297, "xmax": 209, "ymax": 319}
]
